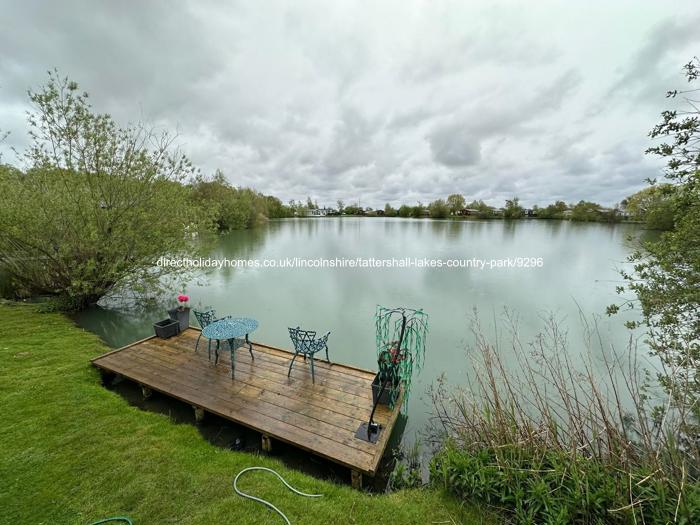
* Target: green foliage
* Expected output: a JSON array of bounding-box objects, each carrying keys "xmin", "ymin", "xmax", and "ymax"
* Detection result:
[
  {"xmin": 0, "ymin": 71, "xmax": 211, "ymax": 309},
  {"xmin": 615, "ymin": 59, "xmax": 700, "ymax": 412},
  {"xmin": 384, "ymin": 203, "xmax": 397, "ymax": 217},
  {"xmin": 428, "ymin": 199, "xmax": 449, "ymax": 219},
  {"xmin": 190, "ymin": 170, "xmax": 290, "ymax": 231},
  {"xmin": 446, "ymin": 193, "xmax": 466, "ymax": 215},
  {"xmin": 430, "ymin": 308, "xmax": 700, "ymax": 525},
  {"xmin": 410, "ymin": 203, "xmax": 424, "ymax": 218},
  {"xmin": 306, "ymin": 196, "xmax": 318, "ymax": 209},
  {"xmin": 466, "ymin": 200, "xmax": 495, "ymax": 218},
  {"xmin": 389, "ymin": 441, "xmax": 424, "ymax": 491},
  {"xmin": 503, "ymin": 196, "xmax": 525, "ymax": 219},
  {"xmin": 623, "ymin": 184, "xmax": 676, "ymax": 230},
  {"xmin": 343, "ymin": 203, "xmax": 364, "ymax": 215},
  {"xmin": 432, "ymin": 443, "xmax": 700, "ymax": 525},
  {"xmin": 570, "ymin": 200, "xmax": 603, "ymax": 221},
  {"xmin": 287, "ymin": 199, "xmax": 308, "ymax": 216},
  {"xmin": 397, "ymin": 204, "xmax": 412, "ymax": 218},
  {"xmin": 537, "ymin": 200, "xmax": 568, "ymax": 219}
]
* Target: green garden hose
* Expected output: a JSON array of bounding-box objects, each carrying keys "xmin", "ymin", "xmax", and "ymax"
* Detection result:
[
  {"xmin": 233, "ymin": 467, "xmax": 323, "ymax": 525},
  {"xmin": 88, "ymin": 467, "xmax": 321, "ymax": 525}
]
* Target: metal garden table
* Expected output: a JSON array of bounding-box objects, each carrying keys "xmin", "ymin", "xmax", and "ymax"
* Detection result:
[{"xmin": 201, "ymin": 317, "xmax": 258, "ymax": 378}]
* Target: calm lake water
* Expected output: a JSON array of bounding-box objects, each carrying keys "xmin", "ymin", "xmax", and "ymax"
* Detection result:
[{"xmin": 74, "ymin": 217, "xmax": 650, "ymax": 448}]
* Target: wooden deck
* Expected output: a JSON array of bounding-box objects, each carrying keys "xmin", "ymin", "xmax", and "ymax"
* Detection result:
[{"xmin": 91, "ymin": 328, "xmax": 402, "ymax": 486}]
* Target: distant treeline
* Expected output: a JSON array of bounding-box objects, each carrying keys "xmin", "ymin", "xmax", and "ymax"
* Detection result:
[{"xmin": 332, "ymin": 189, "xmax": 673, "ymax": 229}]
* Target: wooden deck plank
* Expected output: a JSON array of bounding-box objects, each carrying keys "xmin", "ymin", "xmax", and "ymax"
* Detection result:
[
  {"xmin": 168, "ymin": 331, "xmax": 375, "ymax": 388},
  {"xmin": 154, "ymin": 338, "xmax": 374, "ymax": 403},
  {"xmin": 104, "ymin": 350, "xmax": 381, "ymax": 456},
  {"xmin": 132, "ymin": 348, "xmax": 373, "ymax": 430},
  {"xmin": 92, "ymin": 328, "xmax": 401, "ymax": 476}
]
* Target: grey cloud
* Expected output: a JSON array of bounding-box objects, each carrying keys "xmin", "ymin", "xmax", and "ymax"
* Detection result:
[
  {"xmin": 608, "ymin": 13, "xmax": 700, "ymax": 105},
  {"xmin": 0, "ymin": 0, "xmax": 694, "ymax": 209},
  {"xmin": 428, "ymin": 124, "xmax": 482, "ymax": 167}
]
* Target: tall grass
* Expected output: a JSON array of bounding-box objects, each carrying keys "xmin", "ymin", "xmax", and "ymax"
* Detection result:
[{"xmin": 429, "ymin": 309, "xmax": 700, "ymax": 524}]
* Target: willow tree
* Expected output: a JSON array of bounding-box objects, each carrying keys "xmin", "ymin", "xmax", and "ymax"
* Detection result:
[{"xmin": 0, "ymin": 71, "xmax": 211, "ymax": 309}]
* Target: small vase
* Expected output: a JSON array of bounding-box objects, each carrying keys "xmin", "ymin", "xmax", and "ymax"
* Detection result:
[{"xmin": 168, "ymin": 307, "xmax": 190, "ymax": 332}]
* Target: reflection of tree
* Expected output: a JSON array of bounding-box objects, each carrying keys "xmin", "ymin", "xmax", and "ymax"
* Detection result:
[
  {"xmin": 71, "ymin": 303, "xmax": 165, "ymax": 348},
  {"xmin": 204, "ymin": 227, "xmax": 270, "ymax": 284}
]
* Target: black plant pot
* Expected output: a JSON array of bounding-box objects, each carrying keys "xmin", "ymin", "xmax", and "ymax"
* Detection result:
[
  {"xmin": 154, "ymin": 318, "xmax": 180, "ymax": 339},
  {"xmin": 372, "ymin": 373, "xmax": 399, "ymax": 405}
]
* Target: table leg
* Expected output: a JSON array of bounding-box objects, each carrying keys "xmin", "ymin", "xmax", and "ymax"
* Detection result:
[
  {"xmin": 245, "ymin": 333, "xmax": 254, "ymax": 360},
  {"xmin": 215, "ymin": 340, "xmax": 220, "ymax": 365},
  {"xmin": 207, "ymin": 339, "xmax": 212, "ymax": 362},
  {"xmin": 228, "ymin": 338, "xmax": 236, "ymax": 379}
]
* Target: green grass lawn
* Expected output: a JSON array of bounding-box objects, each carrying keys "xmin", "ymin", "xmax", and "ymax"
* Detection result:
[{"xmin": 0, "ymin": 303, "xmax": 489, "ymax": 524}]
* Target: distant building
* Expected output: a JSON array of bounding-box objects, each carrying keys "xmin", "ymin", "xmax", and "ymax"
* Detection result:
[
  {"xmin": 307, "ymin": 207, "xmax": 336, "ymax": 217},
  {"xmin": 456, "ymin": 208, "xmax": 480, "ymax": 216},
  {"xmin": 526, "ymin": 208, "xmax": 537, "ymax": 217}
]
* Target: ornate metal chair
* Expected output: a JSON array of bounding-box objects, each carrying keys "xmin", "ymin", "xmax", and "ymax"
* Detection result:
[
  {"xmin": 287, "ymin": 327, "xmax": 331, "ymax": 383},
  {"xmin": 193, "ymin": 309, "xmax": 231, "ymax": 357}
]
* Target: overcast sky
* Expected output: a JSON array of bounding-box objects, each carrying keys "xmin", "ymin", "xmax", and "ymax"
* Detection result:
[{"xmin": 1, "ymin": 1, "xmax": 699, "ymax": 208}]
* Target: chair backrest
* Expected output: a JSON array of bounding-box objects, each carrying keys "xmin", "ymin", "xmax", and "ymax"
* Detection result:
[
  {"xmin": 288, "ymin": 326, "xmax": 316, "ymax": 354},
  {"xmin": 193, "ymin": 309, "xmax": 217, "ymax": 328},
  {"xmin": 317, "ymin": 331, "xmax": 331, "ymax": 346}
]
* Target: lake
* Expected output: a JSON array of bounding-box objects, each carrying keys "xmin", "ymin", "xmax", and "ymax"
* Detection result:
[{"xmin": 74, "ymin": 217, "xmax": 650, "ymax": 449}]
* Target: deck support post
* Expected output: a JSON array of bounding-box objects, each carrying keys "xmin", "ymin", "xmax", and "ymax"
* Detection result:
[
  {"xmin": 351, "ymin": 470, "xmax": 362, "ymax": 490},
  {"xmin": 141, "ymin": 385, "xmax": 152, "ymax": 399},
  {"xmin": 261, "ymin": 434, "xmax": 272, "ymax": 452},
  {"xmin": 193, "ymin": 405, "xmax": 205, "ymax": 423}
]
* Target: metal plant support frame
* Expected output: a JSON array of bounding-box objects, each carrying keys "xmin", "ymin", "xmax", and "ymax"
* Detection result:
[{"xmin": 356, "ymin": 306, "xmax": 428, "ymax": 443}]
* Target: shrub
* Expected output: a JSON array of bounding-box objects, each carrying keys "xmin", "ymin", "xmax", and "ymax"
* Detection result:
[
  {"xmin": 428, "ymin": 310, "xmax": 700, "ymax": 524},
  {"xmin": 0, "ymin": 72, "xmax": 210, "ymax": 309}
]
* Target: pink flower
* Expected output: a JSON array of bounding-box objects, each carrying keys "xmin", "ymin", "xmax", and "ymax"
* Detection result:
[{"xmin": 178, "ymin": 294, "xmax": 189, "ymax": 303}]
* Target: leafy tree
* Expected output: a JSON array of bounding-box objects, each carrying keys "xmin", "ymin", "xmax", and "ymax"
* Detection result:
[
  {"xmin": 398, "ymin": 204, "xmax": 412, "ymax": 218},
  {"xmin": 466, "ymin": 199, "xmax": 495, "ymax": 219},
  {"xmin": 384, "ymin": 203, "xmax": 397, "ymax": 217},
  {"xmin": 446, "ymin": 193, "xmax": 466, "ymax": 215},
  {"xmin": 263, "ymin": 194, "xmax": 290, "ymax": 219},
  {"xmin": 190, "ymin": 172, "xmax": 287, "ymax": 230},
  {"xmin": 343, "ymin": 203, "xmax": 364, "ymax": 215},
  {"xmin": 598, "ymin": 205, "xmax": 623, "ymax": 223},
  {"xmin": 428, "ymin": 199, "xmax": 449, "ymax": 219},
  {"xmin": 569, "ymin": 200, "xmax": 602, "ymax": 221},
  {"xmin": 410, "ymin": 202, "xmax": 425, "ymax": 218},
  {"xmin": 623, "ymin": 184, "xmax": 676, "ymax": 230},
  {"xmin": 336, "ymin": 199, "xmax": 344, "ymax": 214},
  {"xmin": 503, "ymin": 197, "xmax": 525, "ymax": 219},
  {"xmin": 613, "ymin": 58, "xmax": 700, "ymax": 416},
  {"xmin": 537, "ymin": 200, "xmax": 568, "ymax": 219},
  {"xmin": 0, "ymin": 71, "xmax": 211, "ymax": 309}
]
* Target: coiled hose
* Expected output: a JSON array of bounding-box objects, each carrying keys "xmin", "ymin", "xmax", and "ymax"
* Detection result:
[
  {"xmin": 233, "ymin": 467, "xmax": 323, "ymax": 525},
  {"xmin": 89, "ymin": 467, "xmax": 322, "ymax": 525}
]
